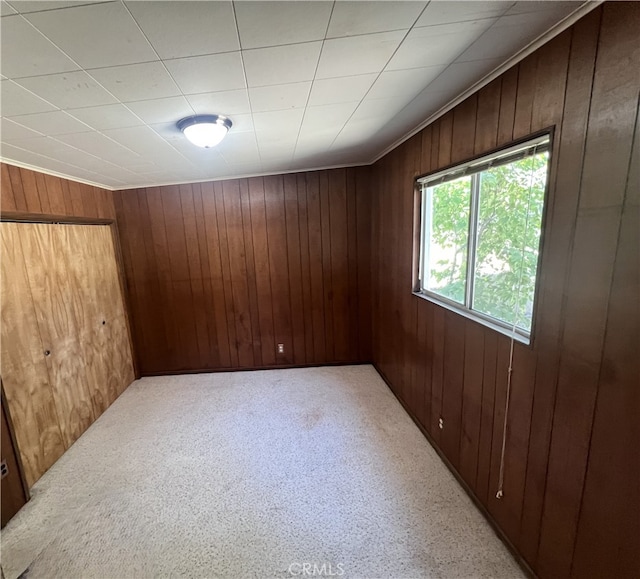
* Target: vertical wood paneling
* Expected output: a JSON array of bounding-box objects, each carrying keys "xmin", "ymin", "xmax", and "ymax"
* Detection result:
[
  {"xmin": 370, "ymin": 5, "xmax": 639, "ymax": 578},
  {"xmin": 116, "ymin": 168, "xmax": 370, "ymax": 374},
  {"xmin": 519, "ymin": 12, "xmax": 600, "ymax": 565},
  {"xmin": 1, "ymin": 163, "xmax": 115, "ymax": 221}
]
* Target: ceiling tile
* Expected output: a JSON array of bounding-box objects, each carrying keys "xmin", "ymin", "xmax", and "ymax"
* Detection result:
[
  {"xmin": 67, "ymin": 103, "xmax": 144, "ymax": 130},
  {"xmin": 316, "ymin": 31, "xmax": 405, "ymax": 79},
  {"xmin": 125, "ymin": 1, "xmax": 239, "ymax": 59},
  {"xmin": 327, "ymin": 1, "xmax": 426, "ymax": 38},
  {"xmin": 7, "ymin": 110, "xmax": 92, "ymax": 135},
  {"xmin": 1, "ymin": 117, "xmax": 43, "ymax": 140},
  {"xmin": 218, "ymin": 132, "xmax": 260, "ymax": 164},
  {"xmin": 7, "ymin": 2, "xmax": 111, "ymax": 14},
  {"xmin": 249, "ymin": 82, "xmax": 311, "ymax": 113},
  {"xmin": 307, "ymin": 74, "xmax": 377, "ymax": 106},
  {"xmin": 421, "ymin": 58, "xmax": 502, "ymax": 95},
  {"xmin": 301, "ymin": 101, "xmax": 359, "ymax": 133},
  {"xmin": 88, "ymin": 61, "xmax": 181, "ymax": 103},
  {"xmin": 294, "ymin": 137, "xmax": 337, "ymax": 160},
  {"xmin": 164, "ymin": 52, "xmax": 245, "ymax": 94},
  {"xmin": 234, "ymin": 1, "xmax": 332, "ymax": 49},
  {"xmin": 126, "ymin": 96, "xmax": 194, "ymax": 125},
  {"xmin": 147, "ymin": 122, "xmax": 183, "ymax": 142},
  {"xmin": 456, "ymin": 10, "xmax": 569, "ymax": 63},
  {"xmin": 102, "ymin": 125, "xmax": 183, "ymax": 159},
  {"xmin": 387, "ymin": 20, "xmax": 497, "ymax": 70},
  {"xmin": 0, "ymin": 79, "xmax": 57, "ymax": 116},
  {"xmin": 15, "ymin": 70, "xmax": 117, "ymax": 109},
  {"xmin": 186, "ymin": 89, "xmax": 251, "ymax": 116},
  {"xmin": 243, "ymin": 42, "xmax": 322, "ymax": 87},
  {"xmin": 5, "ymin": 135, "xmax": 79, "ymax": 157},
  {"xmin": 415, "ymin": 1, "xmax": 510, "ymax": 27},
  {"xmin": 252, "ymin": 108, "xmax": 304, "ymax": 134},
  {"xmin": 0, "ymin": 14, "xmax": 80, "ymax": 78},
  {"xmin": 1, "ymin": 2, "xmax": 17, "ymax": 16},
  {"xmin": 227, "ymin": 113, "xmax": 254, "ymax": 134},
  {"xmin": 56, "ymin": 130, "xmax": 138, "ymax": 162},
  {"xmin": 25, "ymin": 2, "xmax": 157, "ymax": 68},
  {"xmin": 507, "ymin": 2, "xmax": 580, "ymax": 16},
  {"xmin": 367, "ymin": 66, "xmax": 446, "ymax": 101}
]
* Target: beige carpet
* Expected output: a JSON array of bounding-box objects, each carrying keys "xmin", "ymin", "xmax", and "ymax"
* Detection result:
[{"xmin": 1, "ymin": 365, "xmax": 523, "ymax": 579}]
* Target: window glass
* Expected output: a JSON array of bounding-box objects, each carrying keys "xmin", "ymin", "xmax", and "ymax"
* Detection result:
[
  {"xmin": 472, "ymin": 152, "xmax": 548, "ymax": 332},
  {"xmin": 424, "ymin": 176, "xmax": 471, "ymax": 304},
  {"xmin": 417, "ymin": 135, "xmax": 550, "ymax": 342}
]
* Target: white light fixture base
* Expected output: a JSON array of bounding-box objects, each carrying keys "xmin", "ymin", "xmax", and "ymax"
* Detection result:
[{"xmin": 177, "ymin": 114, "xmax": 232, "ymax": 148}]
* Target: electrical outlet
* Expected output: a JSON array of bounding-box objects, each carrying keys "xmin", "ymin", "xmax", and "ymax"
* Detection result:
[
  {"xmin": 277, "ymin": 343, "xmax": 284, "ymax": 354},
  {"xmin": 438, "ymin": 417, "xmax": 444, "ymax": 430}
]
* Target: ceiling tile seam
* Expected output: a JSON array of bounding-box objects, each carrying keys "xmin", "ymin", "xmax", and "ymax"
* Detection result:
[
  {"xmin": 412, "ymin": 4, "xmax": 515, "ymax": 31},
  {"xmin": 118, "ymin": 0, "xmax": 211, "ymax": 172},
  {"xmin": 6, "ymin": 1, "xmax": 115, "ymax": 16},
  {"xmin": 232, "ymin": 0, "xmax": 266, "ymax": 171},
  {"xmin": 370, "ymin": 0, "xmax": 602, "ymax": 163},
  {"xmin": 112, "ymin": 160, "xmax": 368, "ymax": 192},
  {"xmin": 0, "ymin": 153, "xmax": 366, "ymax": 191},
  {"xmin": 290, "ymin": 1, "xmax": 336, "ymax": 163},
  {"xmin": 1, "ymin": 77, "xmax": 63, "ymax": 115},
  {"xmin": 0, "ymin": 144, "xmax": 129, "ymax": 183},
  {"xmin": 14, "ymin": 2, "xmax": 158, "ymax": 78},
  {"xmin": 3, "ymin": 12, "xmax": 156, "ymax": 167},
  {"xmin": 9, "ymin": 0, "xmax": 203, "ymax": 176},
  {"xmin": 325, "ymin": 0, "xmax": 433, "ymax": 152},
  {"xmin": 2, "ymin": 117, "xmax": 47, "ymax": 138}
]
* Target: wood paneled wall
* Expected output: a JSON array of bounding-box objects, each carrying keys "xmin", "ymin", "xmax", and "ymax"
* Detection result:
[
  {"xmin": 114, "ymin": 168, "xmax": 371, "ymax": 375},
  {"xmin": 370, "ymin": 4, "xmax": 639, "ymax": 578},
  {"xmin": 1, "ymin": 162, "xmax": 115, "ymax": 220}
]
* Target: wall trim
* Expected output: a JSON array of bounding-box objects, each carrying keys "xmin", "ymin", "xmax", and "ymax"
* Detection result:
[{"xmin": 0, "ymin": 156, "xmax": 367, "ymax": 192}]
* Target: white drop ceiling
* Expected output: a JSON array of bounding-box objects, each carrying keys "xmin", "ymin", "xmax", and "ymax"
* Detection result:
[{"xmin": 1, "ymin": 0, "xmax": 591, "ymax": 190}]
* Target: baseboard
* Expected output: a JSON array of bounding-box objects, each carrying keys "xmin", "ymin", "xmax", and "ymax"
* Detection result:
[
  {"xmin": 371, "ymin": 362, "xmax": 537, "ymax": 579},
  {"xmin": 139, "ymin": 360, "xmax": 371, "ymax": 377}
]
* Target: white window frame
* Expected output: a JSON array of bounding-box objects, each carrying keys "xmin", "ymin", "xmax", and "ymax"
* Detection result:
[{"xmin": 415, "ymin": 134, "xmax": 551, "ymax": 345}]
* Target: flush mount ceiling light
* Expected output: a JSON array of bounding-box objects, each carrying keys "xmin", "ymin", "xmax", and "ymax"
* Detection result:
[{"xmin": 177, "ymin": 114, "xmax": 232, "ymax": 148}]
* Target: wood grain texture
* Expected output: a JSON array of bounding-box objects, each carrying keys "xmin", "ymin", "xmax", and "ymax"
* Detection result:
[
  {"xmin": 1, "ymin": 222, "xmax": 135, "ymax": 486},
  {"xmin": 0, "ymin": 224, "xmax": 65, "ymax": 487},
  {"xmin": 370, "ymin": 4, "xmax": 639, "ymax": 578},
  {"xmin": 114, "ymin": 169, "xmax": 371, "ymax": 374},
  {"xmin": 1, "ymin": 163, "xmax": 115, "ymax": 220}
]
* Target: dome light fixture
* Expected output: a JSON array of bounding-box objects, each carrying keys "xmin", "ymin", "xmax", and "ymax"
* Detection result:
[{"xmin": 177, "ymin": 114, "xmax": 232, "ymax": 148}]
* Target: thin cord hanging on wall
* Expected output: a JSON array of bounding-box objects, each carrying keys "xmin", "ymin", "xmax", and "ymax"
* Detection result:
[{"xmin": 495, "ymin": 145, "xmax": 540, "ymax": 500}]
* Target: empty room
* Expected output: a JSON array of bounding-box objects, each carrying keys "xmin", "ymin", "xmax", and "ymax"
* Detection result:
[{"xmin": 0, "ymin": 0, "xmax": 638, "ymax": 577}]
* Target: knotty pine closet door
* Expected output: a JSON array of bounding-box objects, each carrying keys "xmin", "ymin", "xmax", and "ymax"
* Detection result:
[{"xmin": 0, "ymin": 222, "xmax": 135, "ymax": 487}]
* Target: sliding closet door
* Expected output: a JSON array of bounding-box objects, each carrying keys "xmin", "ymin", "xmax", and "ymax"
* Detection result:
[
  {"xmin": 0, "ymin": 224, "xmax": 66, "ymax": 486},
  {"xmin": 19, "ymin": 223, "xmax": 97, "ymax": 448},
  {"xmin": 1, "ymin": 222, "xmax": 135, "ymax": 487}
]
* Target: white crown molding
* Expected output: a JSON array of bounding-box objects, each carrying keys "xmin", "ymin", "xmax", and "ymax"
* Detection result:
[
  {"xmin": 112, "ymin": 161, "xmax": 368, "ymax": 191},
  {"xmin": 368, "ymin": 0, "xmax": 603, "ymax": 165},
  {"xmin": 0, "ymin": 154, "xmax": 366, "ymax": 192},
  {"xmin": 0, "ymin": 156, "xmax": 116, "ymax": 190}
]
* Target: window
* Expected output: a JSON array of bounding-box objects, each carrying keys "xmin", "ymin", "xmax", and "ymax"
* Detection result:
[{"xmin": 417, "ymin": 134, "xmax": 551, "ymax": 343}]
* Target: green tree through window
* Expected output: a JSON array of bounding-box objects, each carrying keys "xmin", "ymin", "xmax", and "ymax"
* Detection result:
[{"xmin": 419, "ymin": 137, "xmax": 550, "ymax": 340}]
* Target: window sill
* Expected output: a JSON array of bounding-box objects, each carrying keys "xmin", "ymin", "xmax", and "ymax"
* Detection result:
[{"xmin": 412, "ymin": 291, "xmax": 532, "ymax": 346}]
